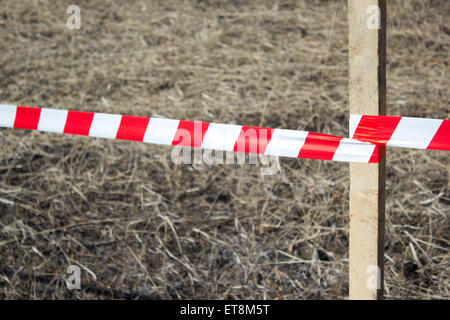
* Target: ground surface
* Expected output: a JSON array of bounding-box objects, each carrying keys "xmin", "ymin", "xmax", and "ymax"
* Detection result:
[{"xmin": 0, "ymin": 0, "xmax": 448, "ymax": 299}]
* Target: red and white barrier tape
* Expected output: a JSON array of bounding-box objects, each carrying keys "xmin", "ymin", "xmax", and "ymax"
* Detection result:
[
  {"xmin": 350, "ymin": 115, "xmax": 450, "ymax": 151},
  {"xmin": 0, "ymin": 105, "xmax": 380, "ymax": 163}
]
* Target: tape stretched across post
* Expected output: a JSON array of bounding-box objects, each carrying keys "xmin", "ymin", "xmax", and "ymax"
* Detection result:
[
  {"xmin": 0, "ymin": 105, "xmax": 380, "ymax": 163},
  {"xmin": 350, "ymin": 114, "xmax": 450, "ymax": 151}
]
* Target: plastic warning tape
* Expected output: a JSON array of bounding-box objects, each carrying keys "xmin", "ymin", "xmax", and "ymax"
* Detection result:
[
  {"xmin": 350, "ymin": 115, "xmax": 450, "ymax": 151},
  {"xmin": 0, "ymin": 105, "xmax": 380, "ymax": 163}
]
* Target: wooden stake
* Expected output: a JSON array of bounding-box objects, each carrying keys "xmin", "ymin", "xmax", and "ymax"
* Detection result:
[{"xmin": 348, "ymin": 0, "xmax": 386, "ymax": 300}]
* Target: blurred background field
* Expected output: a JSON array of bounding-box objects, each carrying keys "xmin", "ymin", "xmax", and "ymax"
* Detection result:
[{"xmin": 0, "ymin": 0, "xmax": 448, "ymax": 299}]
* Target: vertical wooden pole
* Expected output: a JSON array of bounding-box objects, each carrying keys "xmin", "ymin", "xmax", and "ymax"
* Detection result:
[{"xmin": 348, "ymin": 0, "xmax": 386, "ymax": 299}]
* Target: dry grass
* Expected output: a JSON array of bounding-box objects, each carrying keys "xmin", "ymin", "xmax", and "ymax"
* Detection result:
[{"xmin": 0, "ymin": 0, "xmax": 448, "ymax": 299}]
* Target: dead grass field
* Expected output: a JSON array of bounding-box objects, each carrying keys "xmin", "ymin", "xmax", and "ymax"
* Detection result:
[{"xmin": 0, "ymin": 0, "xmax": 448, "ymax": 299}]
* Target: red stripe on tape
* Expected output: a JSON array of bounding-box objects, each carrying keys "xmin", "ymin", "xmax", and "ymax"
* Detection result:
[
  {"xmin": 298, "ymin": 132, "xmax": 342, "ymax": 160},
  {"xmin": 14, "ymin": 106, "xmax": 41, "ymax": 130},
  {"xmin": 64, "ymin": 110, "xmax": 95, "ymax": 136},
  {"xmin": 427, "ymin": 119, "xmax": 450, "ymax": 151},
  {"xmin": 116, "ymin": 115, "xmax": 149, "ymax": 141},
  {"xmin": 368, "ymin": 145, "xmax": 385, "ymax": 163},
  {"xmin": 233, "ymin": 126, "xmax": 274, "ymax": 154},
  {"xmin": 172, "ymin": 120, "xmax": 210, "ymax": 148},
  {"xmin": 353, "ymin": 115, "xmax": 401, "ymax": 144}
]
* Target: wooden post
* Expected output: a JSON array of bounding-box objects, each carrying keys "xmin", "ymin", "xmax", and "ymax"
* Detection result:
[{"xmin": 348, "ymin": 0, "xmax": 386, "ymax": 299}]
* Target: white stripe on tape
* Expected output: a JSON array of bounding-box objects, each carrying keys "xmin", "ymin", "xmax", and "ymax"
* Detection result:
[
  {"xmin": 386, "ymin": 117, "xmax": 443, "ymax": 149},
  {"xmin": 143, "ymin": 118, "xmax": 180, "ymax": 145},
  {"xmin": 201, "ymin": 123, "xmax": 243, "ymax": 151},
  {"xmin": 264, "ymin": 129, "xmax": 308, "ymax": 158},
  {"xmin": 332, "ymin": 138, "xmax": 376, "ymax": 163},
  {"xmin": 349, "ymin": 114, "xmax": 362, "ymax": 139},
  {"xmin": 0, "ymin": 104, "xmax": 17, "ymax": 128},
  {"xmin": 89, "ymin": 113, "xmax": 122, "ymax": 139},
  {"xmin": 38, "ymin": 108, "xmax": 68, "ymax": 133}
]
